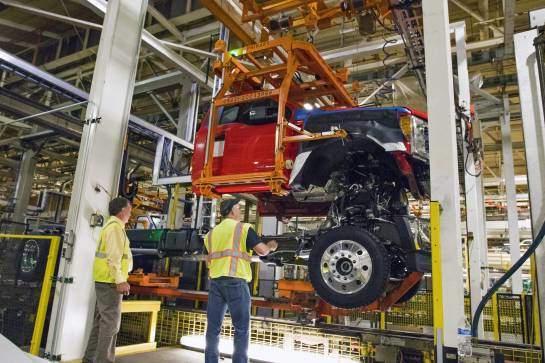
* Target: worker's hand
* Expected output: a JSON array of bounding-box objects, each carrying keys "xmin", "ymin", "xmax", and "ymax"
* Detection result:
[
  {"xmin": 267, "ymin": 240, "xmax": 278, "ymax": 252},
  {"xmin": 116, "ymin": 282, "xmax": 130, "ymax": 295}
]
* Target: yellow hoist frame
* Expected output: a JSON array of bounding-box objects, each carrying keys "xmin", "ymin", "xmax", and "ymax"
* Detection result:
[{"xmin": 193, "ymin": 35, "xmax": 356, "ymax": 198}]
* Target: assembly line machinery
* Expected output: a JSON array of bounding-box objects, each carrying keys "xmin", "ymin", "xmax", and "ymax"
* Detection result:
[{"xmin": 1, "ymin": 0, "xmax": 545, "ymax": 361}]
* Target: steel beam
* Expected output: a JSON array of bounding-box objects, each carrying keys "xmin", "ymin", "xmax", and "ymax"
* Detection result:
[
  {"xmin": 321, "ymin": 36, "xmax": 404, "ymax": 63},
  {"xmin": 83, "ymin": 0, "xmax": 213, "ymax": 90},
  {"xmin": 11, "ymin": 149, "xmax": 36, "ymax": 230},
  {"xmin": 500, "ymin": 94, "xmax": 522, "ymax": 293},
  {"xmin": 453, "ymin": 74, "xmax": 502, "ymax": 105},
  {"xmin": 134, "ymin": 70, "xmax": 185, "ymax": 95},
  {"xmin": 514, "ymin": 29, "xmax": 545, "ymax": 354},
  {"xmin": 0, "ymin": 114, "xmax": 32, "ymax": 129},
  {"xmin": 45, "ymin": 2, "xmax": 148, "ymax": 359},
  {"xmin": 140, "ymin": 31, "xmax": 214, "ymax": 90},
  {"xmin": 453, "ymin": 21, "xmax": 488, "ymax": 338},
  {"xmin": 449, "ymin": 0, "xmax": 503, "ymax": 37},
  {"xmin": 324, "ymin": 33, "xmax": 504, "ymax": 64},
  {"xmin": 160, "ymin": 40, "xmax": 217, "ymax": 58},
  {"xmin": 423, "ymin": 0, "xmax": 465, "ymax": 358},
  {"xmin": 502, "ymin": 0, "xmax": 516, "ymax": 56},
  {"xmin": 1, "ymin": 0, "xmax": 212, "ymax": 90},
  {"xmin": 0, "ymin": 18, "xmax": 61, "ymax": 40},
  {"xmin": 147, "ymin": 4, "xmax": 185, "ymax": 42},
  {"xmin": 149, "ymin": 93, "xmax": 178, "ymax": 128},
  {"xmin": 177, "ymin": 79, "xmax": 200, "ymax": 143},
  {"xmin": 130, "ymin": 33, "xmax": 505, "ymax": 98},
  {"xmin": 0, "ymin": 92, "xmax": 82, "ymax": 138},
  {"xmin": 200, "ymin": 0, "xmax": 255, "ymax": 45},
  {"xmin": 0, "ymin": 0, "xmax": 102, "ymax": 30},
  {"xmin": 360, "ymin": 64, "xmax": 409, "ymax": 105},
  {"xmin": 0, "ymin": 48, "xmax": 193, "ymax": 150}
]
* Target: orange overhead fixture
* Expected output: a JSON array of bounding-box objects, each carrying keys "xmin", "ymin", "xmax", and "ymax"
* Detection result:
[
  {"xmin": 193, "ymin": 36, "xmax": 356, "ymax": 198},
  {"xmin": 200, "ymin": 0, "xmax": 257, "ymax": 44},
  {"xmin": 237, "ymin": 0, "xmax": 391, "ymax": 34}
]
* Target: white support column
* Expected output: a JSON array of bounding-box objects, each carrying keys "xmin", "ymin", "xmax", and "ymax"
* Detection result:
[
  {"xmin": 515, "ymin": 29, "xmax": 545, "ymax": 353},
  {"xmin": 453, "ymin": 21, "xmax": 488, "ymax": 338},
  {"xmin": 422, "ymin": 0, "xmax": 466, "ymax": 358},
  {"xmin": 12, "ymin": 149, "xmax": 36, "ymax": 230},
  {"xmin": 500, "ymin": 95, "xmax": 522, "ymax": 293},
  {"xmin": 45, "ymin": 0, "xmax": 148, "ymax": 360}
]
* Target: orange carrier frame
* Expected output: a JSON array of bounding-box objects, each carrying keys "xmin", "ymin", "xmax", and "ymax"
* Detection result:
[{"xmin": 193, "ymin": 35, "xmax": 356, "ymax": 199}]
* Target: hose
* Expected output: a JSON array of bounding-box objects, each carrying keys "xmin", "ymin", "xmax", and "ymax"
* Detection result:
[{"xmin": 471, "ymin": 218, "xmax": 545, "ymax": 336}]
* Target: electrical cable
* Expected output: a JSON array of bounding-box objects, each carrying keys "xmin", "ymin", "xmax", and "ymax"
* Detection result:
[
  {"xmin": 457, "ymin": 107, "xmax": 482, "ymax": 178},
  {"xmin": 372, "ymin": 9, "xmax": 396, "ymax": 33},
  {"xmin": 363, "ymin": 12, "xmax": 399, "ymax": 105},
  {"xmin": 471, "ymin": 218, "xmax": 545, "ymax": 336},
  {"xmin": 464, "ymin": 151, "xmax": 482, "ymax": 178}
]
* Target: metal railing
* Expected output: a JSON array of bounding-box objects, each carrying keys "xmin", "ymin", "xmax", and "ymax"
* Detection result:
[
  {"xmin": 351, "ymin": 291, "xmax": 539, "ymax": 345},
  {"xmin": 116, "ymin": 300, "xmax": 161, "ymax": 356}
]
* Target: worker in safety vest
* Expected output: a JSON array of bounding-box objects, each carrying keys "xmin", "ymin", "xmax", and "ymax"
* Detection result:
[
  {"xmin": 204, "ymin": 198, "xmax": 278, "ymax": 363},
  {"xmin": 83, "ymin": 196, "xmax": 133, "ymax": 363}
]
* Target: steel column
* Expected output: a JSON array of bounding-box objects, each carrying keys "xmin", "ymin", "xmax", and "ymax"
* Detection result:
[
  {"xmin": 45, "ymin": 0, "xmax": 148, "ymax": 360},
  {"xmin": 515, "ymin": 29, "xmax": 545, "ymax": 354},
  {"xmin": 11, "ymin": 149, "xmax": 36, "ymax": 230},
  {"xmin": 500, "ymin": 94, "xmax": 522, "ymax": 293},
  {"xmin": 422, "ymin": 0, "xmax": 465, "ymax": 358},
  {"xmin": 177, "ymin": 79, "xmax": 200, "ymax": 143},
  {"xmin": 453, "ymin": 21, "xmax": 489, "ymax": 338}
]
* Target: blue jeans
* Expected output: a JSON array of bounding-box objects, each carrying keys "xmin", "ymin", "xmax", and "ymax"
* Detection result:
[{"xmin": 205, "ymin": 277, "xmax": 251, "ymax": 363}]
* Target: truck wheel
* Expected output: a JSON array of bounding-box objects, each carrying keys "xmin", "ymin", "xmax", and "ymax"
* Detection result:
[{"xmin": 308, "ymin": 227, "xmax": 391, "ymax": 309}]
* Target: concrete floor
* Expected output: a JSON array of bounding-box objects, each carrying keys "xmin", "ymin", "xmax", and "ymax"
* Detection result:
[{"xmin": 117, "ymin": 347, "xmax": 232, "ymax": 363}]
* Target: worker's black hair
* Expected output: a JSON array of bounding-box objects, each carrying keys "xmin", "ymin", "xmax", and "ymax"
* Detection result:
[{"xmin": 108, "ymin": 196, "xmax": 130, "ymax": 216}]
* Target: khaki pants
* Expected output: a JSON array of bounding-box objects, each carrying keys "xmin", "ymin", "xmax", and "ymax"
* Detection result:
[{"xmin": 82, "ymin": 282, "xmax": 122, "ymax": 363}]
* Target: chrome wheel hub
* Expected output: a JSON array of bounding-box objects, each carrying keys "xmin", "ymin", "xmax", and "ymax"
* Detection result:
[{"xmin": 320, "ymin": 240, "xmax": 372, "ymax": 294}]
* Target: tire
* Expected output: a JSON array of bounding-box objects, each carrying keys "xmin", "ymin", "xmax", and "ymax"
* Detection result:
[
  {"xmin": 395, "ymin": 279, "xmax": 423, "ymax": 304},
  {"xmin": 308, "ymin": 227, "xmax": 391, "ymax": 309}
]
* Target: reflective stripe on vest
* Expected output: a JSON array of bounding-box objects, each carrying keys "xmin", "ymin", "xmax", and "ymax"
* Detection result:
[
  {"xmin": 206, "ymin": 221, "xmax": 252, "ymax": 278},
  {"xmin": 93, "ymin": 218, "xmax": 130, "ymax": 283},
  {"xmin": 95, "ymin": 252, "xmax": 130, "ymax": 259},
  {"xmin": 95, "ymin": 221, "xmax": 130, "ymax": 260}
]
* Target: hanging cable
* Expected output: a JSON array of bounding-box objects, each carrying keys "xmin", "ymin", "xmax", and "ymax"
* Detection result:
[{"xmin": 471, "ymin": 219, "xmax": 545, "ymax": 336}]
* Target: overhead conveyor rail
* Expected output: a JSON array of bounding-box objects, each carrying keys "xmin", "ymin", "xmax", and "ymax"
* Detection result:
[
  {"xmin": 0, "ymin": 47, "xmax": 194, "ymax": 184},
  {"xmin": 193, "ymin": 36, "xmax": 356, "ymax": 198},
  {"xmin": 0, "ymin": 48, "xmax": 193, "ymax": 152}
]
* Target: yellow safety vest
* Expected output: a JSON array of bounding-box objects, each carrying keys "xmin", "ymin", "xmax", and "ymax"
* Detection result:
[
  {"xmin": 205, "ymin": 219, "xmax": 253, "ymax": 282},
  {"xmin": 93, "ymin": 217, "xmax": 131, "ymax": 283}
]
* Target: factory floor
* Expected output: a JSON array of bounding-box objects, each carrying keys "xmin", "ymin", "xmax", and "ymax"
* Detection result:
[{"xmin": 117, "ymin": 347, "xmax": 232, "ymax": 363}]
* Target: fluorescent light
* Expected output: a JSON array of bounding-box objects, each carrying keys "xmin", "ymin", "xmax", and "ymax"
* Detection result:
[
  {"xmin": 303, "ymin": 103, "xmax": 313, "ymax": 110},
  {"xmin": 314, "ymin": 102, "xmax": 321, "ymax": 108}
]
